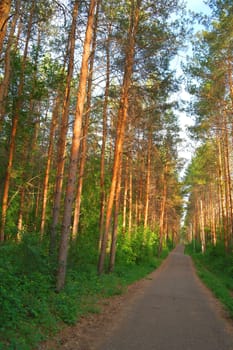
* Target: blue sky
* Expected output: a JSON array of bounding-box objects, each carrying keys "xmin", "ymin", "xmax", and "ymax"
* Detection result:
[
  {"xmin": 177, "ymin": 0, "xmax": 211, "ymax": 173},
  {"xmin": 186, "ymin": 0, "xmax": 210, "ymax": 13}
]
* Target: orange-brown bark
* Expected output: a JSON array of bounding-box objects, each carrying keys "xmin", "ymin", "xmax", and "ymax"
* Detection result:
[
  {"xmin": 40, "ymin": 97, "xmax": 59, "ymax": 235},
  {"xmin": 72, "ymin": 1, "xmax": 99, "ymax": 238},
  {"xmin": 56, "ymin": 0, "xmax": 97, "ymax": 291},
  {"xmin": 0, "ymin": 0, "xmax": 11, "ymax": 53},
  {"xmin": 50, "ymin": 0, "xmax": 79, "ymax": 252},
  {"xmin": 98, "ymin": 0, "xmax": 141, "ymax": 274},
  {"xmin": 0, "ymin": 2, "xmax": 34, "ymax": 241}
]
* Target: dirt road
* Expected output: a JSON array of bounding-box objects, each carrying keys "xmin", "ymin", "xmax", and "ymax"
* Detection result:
[{"xmin": 97, "ymin": 245, "xmax": 233, "ymax": 350}]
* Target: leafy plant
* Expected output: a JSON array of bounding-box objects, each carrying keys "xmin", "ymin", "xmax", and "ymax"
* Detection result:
[{"xmin": 186, "ymin": 243, "xmax": 233, "ymax": 318}]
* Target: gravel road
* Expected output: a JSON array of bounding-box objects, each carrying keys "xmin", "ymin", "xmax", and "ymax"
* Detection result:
[{"xmin": 98, "ymin": 245, "xmax": 233, "ymax": 350}]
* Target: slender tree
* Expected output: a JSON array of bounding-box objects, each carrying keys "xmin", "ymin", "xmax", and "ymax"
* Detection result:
[
  {"xmin": 98, "ymin": 0, "xmax": 141, "ymax": 275},
  {"xmin": 0, "ymin": 1, "xmax": 35, "ymax": 241},
  {"xmin": 56, "ymin": 0, "xmax": 97, "ymax": 291},
  {"xmin": 72, "ymin": 0, "xmax": 100, "ymax": 238},
  {"xmin": 0, "ymin": 0, "xmax": 11, "ymax": 54},
  {"xmin": 50, "ymin": 0, "xmax": 79, "ymax": 252}
]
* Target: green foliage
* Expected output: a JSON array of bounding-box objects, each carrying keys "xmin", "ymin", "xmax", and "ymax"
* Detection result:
[
  {"xmin": 0, "ymin": 236, "xmax": 56, "ymax": 349},
  {"xmin": 186, "ymin": 242, "xmax": 233, "ymax": 317},
  {"xmin": 0, "ymin": 231, "xmax": 170, "ymax": 349},
  {"xmin": 115, "ymin": 227, "xmax": 160, "ymax": 267}
]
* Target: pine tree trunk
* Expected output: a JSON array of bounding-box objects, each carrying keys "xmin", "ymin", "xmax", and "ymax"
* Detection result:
[
  {"xmin": 217, "ymin": 136, "xmax": 225, "ymax": 243},
  {"xmin": 0, "ymin": 2, "xmax": 34, "ymax": 241},
  {"xmin": 40, "ymin": 96, "xmax": 59, "ymax": 235},
  {"xmin": 16, "ymin": 29, "xmax": 41, "ymax": 236},
  {"xmin": 99, "ymin": 25, "xmax": 111, "ymax": 246},
  {"xmin": 159, "ymin": 165, "xmax": 167, "ymax": 255},
  {"xmin": 221, "ymin": 118, "xmax": 230, "ymax": 250},
  {"xmin": 210, "ymin": 187, "xmax": 217, "ymax": 246},
  {"xmin": 122, "ymin": 157, "xmax": 128, "ymax": 232},
  {"xmin": 223, "ymin": 113, "xmax": 233, "ymax": 247},
  {"xmin": 128, "ymin": 158, "xmax": 133, "ymax": 233},
  {"xmin": 144, "ymin": 134, "xmax": 152, "ymax": 228},
  {"xmin": 0, "ymin": 0, "xmax": 19, "ymax": 130},
  {"xmin": 109, "ymin": 163, "xmax": 122, "ymax": 272},
  {"xmin": 72, "ymin": 1, "xmax": 99, "ymax": 238},
  {"xmin": 200, "ymin": 199, "xmax": 206, "ymax": 253},
  {"xmin": 98, "ymin": 0, "xmax": 141, "ymax": 274},
  {"xmin": 56, "ymin": 0, "xmax": 97, "ymax": 292},
  {"xmin": 137, "ymin": 155, "xmax": 144, "ymax": 225},
  {"xmin": 0, "ymin": 0, "xmax": 11, "ymax": 54},
  {"xmin": 50, "ymin": 0, "xmax": 79, "ymax": 252}
]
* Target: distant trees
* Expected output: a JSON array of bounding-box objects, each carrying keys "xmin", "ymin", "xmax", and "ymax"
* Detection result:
[{"xmin": 184, "ymin": 0, "xmax": 233, "ymax": 251}]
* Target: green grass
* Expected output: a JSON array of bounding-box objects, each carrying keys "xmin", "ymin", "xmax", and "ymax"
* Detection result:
[
  {"xmin": 0, "ymin": 234, "xmax": 169, "ymax": 350},
  {"xmin": 186, "ymin": 243, "xmax": 233, "ymax": 318}
]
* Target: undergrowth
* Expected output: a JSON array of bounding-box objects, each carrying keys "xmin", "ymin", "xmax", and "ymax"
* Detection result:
[
  {"xmin": 0, "ymin": 231, "xmax": 170, "ymax": 350},
  {"xmin": 186, "ymin": 242, "xmax": 233, "ymax": 318}
]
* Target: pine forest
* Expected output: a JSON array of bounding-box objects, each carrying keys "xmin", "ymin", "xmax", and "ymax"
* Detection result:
[{"xmin": 0, "ymin": 0, "xmax": 233, "ymax": 348}]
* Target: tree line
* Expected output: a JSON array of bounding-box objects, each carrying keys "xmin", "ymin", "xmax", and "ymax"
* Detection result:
[
  {"xmin": 184, "ymin": 0, "xmax": 233, "ymax": 253},
  {"xmin": 0, "ymin": 0, "xmax": 185, "ymax": 291}
]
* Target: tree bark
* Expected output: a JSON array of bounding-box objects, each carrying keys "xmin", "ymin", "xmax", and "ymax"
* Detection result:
[
  {"xmin": 0, "ymin": 1, "xmax": 34, "ymax": 241},
  {"xmin": 159, "ymin": 165, "xmax": 167, "ymax": 255},
  {"xmin": 72, "ymin": 0, "xmax": 99, "ymax": 239},
  {"xmin": 40, "ymin": 96, "xmax": 59, "ymax": 235},
  {"xmin": 99, "ymin": 24, "xmax": 111, "ymax": 247},
  {"xmin": 50, "ymin": 0, "xmax": 79, "ymax": 253},
  {"xmin": 223, "ymin": 112, "xmax": 233, "ymax": 247},
  {"xmin": 200, "ymin": 199, "xmax": 206, "ymax": 253},
  {"xmin": 98, "ymin": 0, "xmax": 141, "ymax": 275},
  {"xmin": 56, "ymin": 0, "xmax": 97, "ymax": 292},
  {"xmin": 122, "ymin": 157, "xmax": 128, "ymax": 232},
  {"xmin": 0, "ymin": 0, "xmax": 19, "ymax": 130},
  {"xmin": 109, "ymin": 162, "xmax": 122, "ymax": 272},
  {"xmin": 0, "ymin": 0, "xmax": 11, "ymax": 54},
  {"xmin": 128, "ymin": 156, "xmax": 133, "ymax": 233},
  {"xmin": 144, "ymin": 133, "xmax": 152, "ymax": 228}
]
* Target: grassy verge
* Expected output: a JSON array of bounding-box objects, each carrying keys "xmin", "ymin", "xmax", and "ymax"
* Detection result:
[
  {"xmin": 185, "ymin": 243, "xmax": 233, "ymax": 318},
  {"xmin": 0, "ymin": 235, "xmax": 169, "ymax": 350}
]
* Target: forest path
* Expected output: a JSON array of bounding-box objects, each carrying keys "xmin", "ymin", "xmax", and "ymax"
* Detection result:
[
  {"xmin": 40, "ymin": 245, "xmax": 233, "ymax": 350},
  {"xmin": 97, "ymin": 245, "xmax": 233, "ymax": 350}
]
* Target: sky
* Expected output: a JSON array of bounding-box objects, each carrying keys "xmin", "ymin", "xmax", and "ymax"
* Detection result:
[
  {"xmin": 186, "ymin": 0, "xmax": 210, "ymax": 12},
  {"xmin": 176, "ymin": 0, "xmax": 211, "ymax": 176}
]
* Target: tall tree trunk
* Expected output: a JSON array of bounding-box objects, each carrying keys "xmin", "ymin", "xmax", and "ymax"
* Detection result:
[
  {"xmin": 122, "ymin": 157, "xmax": 128, "ymax": 232},
  {"xmin": 200, "ymin": 199, "xmax": 206, "ymax": 253},
  {"xmin": 98, "ymin": 0, "xmax": 141, "ymax": 275},
  {"xmin": 137, "ymin": 155, "xmax": 144, "ymax": 225},
  {"xmin": 217, "ymin": 136, "xmax": 225, "ymax": 243},
  {"xmin": 0, "ymin": 1, "xmax": 34, "ymax": 242},
  {"xmin": 144, "ymin": 133, "xmax": 152, "ymax": 228},
  {"xmin": 40, "ymin": 96, "xmax": 59, "ymax": 235},
  {"xmin": 72, "ymin": 0, "xmax": 99, "ymax": 238},
  {"xmin": 0, "ymin": 0, "xmax": 19, "ymax": 130},
  {"xmin": 17, "ymin": 103, "xmax": 41, "ymax": 234},
  {"xmin": 159, "ymin": 165, "xmax": 167, "ymax": 255},
  {"xmin": 109, "ymin": 162, "xmax": 122, "ymax": 272},
  {"xmin": 128, "ymin": 157, "xmax": 133, "ymax": 233},
  {"xmin": 16, "ymin": 29, "xmax": 41, "ymax": 236},
  {"xmin": 221, "ymin": 117, "xmax": 230, "ymax": 250},
  {"xmin": 99, "ymin": 26, "xmax": 111, "ymax": 247},
  {"xmin": 56, "ymin": 0, "xmax": 97, "ymax": 292},
  {"xmin": 0, "ymin": 0, "xmax": 11, "ymax": 54},
  {"xmin": 50, "ymin": 0, "xmax": 79, "ymax": 252},
  {"xmin": 209, "ymin": 185, "xmax": 217, "ymax": 246},
  {"xmin": 223, "ymin": 112, "xmax": 233, "ymax": 247}
]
